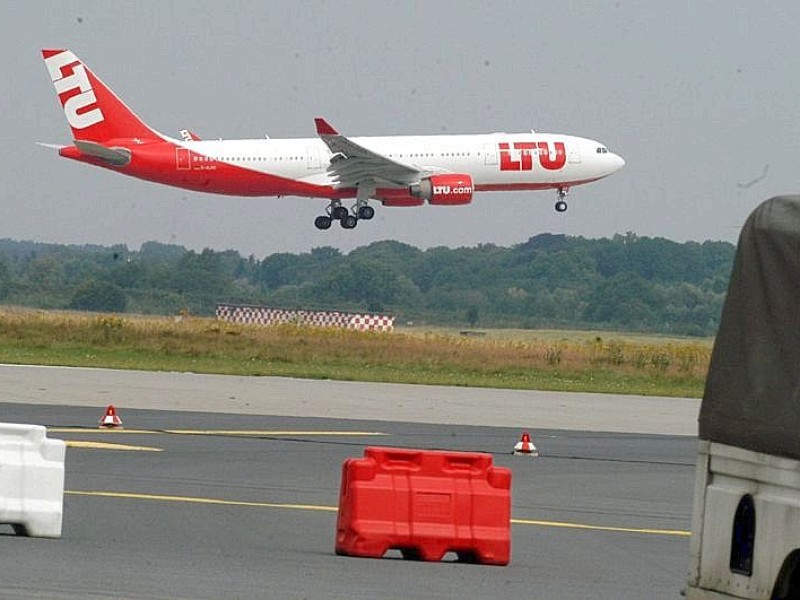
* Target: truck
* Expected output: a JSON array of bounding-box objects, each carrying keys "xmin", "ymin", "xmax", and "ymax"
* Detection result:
[{"xmin": 687, "ymin": 195, "xmax": 800, "ymax": 599}]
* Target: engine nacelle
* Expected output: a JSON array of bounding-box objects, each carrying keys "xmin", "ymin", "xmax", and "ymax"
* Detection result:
[{"xmin": 409, "ymin": 174, "xmax": 474, "ymax": 205}]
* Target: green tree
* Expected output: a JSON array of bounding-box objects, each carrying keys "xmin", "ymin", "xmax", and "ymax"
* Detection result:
[
  {"xmin": 0, "ymin": 255, "xmax": 12, "ymax": 300},
  {"xmin": 583, "ymin": 272, "xmax": 662, "ymax": 329},
  {"xmin": 173, "ymin": 249, "xmax": 233, "ymax": 296},
  {"xmin": 314, "ymin": 257, "xmax": 420, "ymax": 312},
  {"xmin": 0, "ymin": 234, "xmax": 735, "ymax": 335},
  {"xmin": 256, "ymin": 252, "xmax": 305, "ymax": 290},
  {"xmin": 69, "ymin": 280, "xmax": 127, "ymax": 313}
]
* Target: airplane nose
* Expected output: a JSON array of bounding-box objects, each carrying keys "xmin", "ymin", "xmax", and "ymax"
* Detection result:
[{"xmin": 612, "ymin": 153, "xmax": 625, "ymax": 171}]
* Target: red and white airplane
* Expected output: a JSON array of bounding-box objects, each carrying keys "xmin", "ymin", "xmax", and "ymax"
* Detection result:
[{"xmin": 42, "ymin": 49, "xmax": 625, "ymax": 230}]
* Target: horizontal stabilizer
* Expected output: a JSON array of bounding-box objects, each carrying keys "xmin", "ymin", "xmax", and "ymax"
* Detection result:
[
  {"xmin": 74, "ymin": 139, "xmax": 131, "ymax": 166},
  {"xmin": 180, "ymin": 129, "xmax": 201, "ymax": 142},
  {"xmin": 36, "ymin": 142, "xmax": 66, "ymax": 150}
]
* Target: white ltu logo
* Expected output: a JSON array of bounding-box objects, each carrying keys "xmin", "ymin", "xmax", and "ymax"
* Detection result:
[
  {"xmin": 45, "ymin": 50, "xmax": 104, "ymax": 129},
  {"xmin": 434, "ymin": 185, "xmax": 472, "ymax": 195}
]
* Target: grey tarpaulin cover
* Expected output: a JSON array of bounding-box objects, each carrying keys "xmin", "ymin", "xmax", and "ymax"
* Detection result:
[{"xmin": 700, "ymin": 195, "xmax": 800, "ymax": 460}]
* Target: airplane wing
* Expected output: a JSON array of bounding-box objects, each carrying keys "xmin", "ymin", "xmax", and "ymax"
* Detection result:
[{"xmin": 314, "ymin": 118, "xmax": 421, "ymax": 187}]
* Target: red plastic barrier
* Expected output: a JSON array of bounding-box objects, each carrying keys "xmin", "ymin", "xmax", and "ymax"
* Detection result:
[{"xmin": 335, "ymin": 447, "xmax": 511, "ymax": 565}]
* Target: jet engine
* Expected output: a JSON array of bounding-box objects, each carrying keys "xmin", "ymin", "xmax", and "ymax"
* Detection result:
[{"xmin": 409, "ymin": 174, "xmax": 474, "ymax": 205}]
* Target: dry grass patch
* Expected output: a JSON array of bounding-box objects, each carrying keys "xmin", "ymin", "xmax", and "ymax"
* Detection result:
[{"xmin": 0, "ymin": 309, "xmax": 711, "ymax": 397}]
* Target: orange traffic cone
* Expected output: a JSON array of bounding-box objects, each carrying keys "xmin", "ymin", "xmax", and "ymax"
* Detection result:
[
  {"xmin": 513, "ymin": 431, "xmax": 539, "ymax": 457},
  {"xmin": 98, "ymin": 404, "xmax": 123, "ymax": 428}
]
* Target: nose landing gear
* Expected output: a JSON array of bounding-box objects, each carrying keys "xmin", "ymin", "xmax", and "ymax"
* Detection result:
[{"xmin": 555, "ymin": 186, "xmax": 569, "ymax": 212}]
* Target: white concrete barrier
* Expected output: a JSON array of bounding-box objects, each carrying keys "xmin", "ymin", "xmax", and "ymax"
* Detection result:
[{"xmin": 0, "ymin": 423, "xmax": 66, "ymax": 537}]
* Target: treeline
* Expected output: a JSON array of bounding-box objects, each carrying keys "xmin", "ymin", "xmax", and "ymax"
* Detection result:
[{"xmin": 0, "ymin": 233, "xmax": 735, "ymax": 336}]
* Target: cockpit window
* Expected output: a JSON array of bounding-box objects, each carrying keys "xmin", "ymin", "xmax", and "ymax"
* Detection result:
[{"xmin": 596, "ymin": 147, "xmax": 609, "ymax": 154}]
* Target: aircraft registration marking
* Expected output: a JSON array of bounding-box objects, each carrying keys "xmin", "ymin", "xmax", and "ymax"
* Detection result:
[{"xmin": 66, "ymin": 490, "xmax": 690, "ymax": 537}]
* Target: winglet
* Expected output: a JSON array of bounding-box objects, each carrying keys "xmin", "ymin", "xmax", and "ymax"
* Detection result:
[{"xmin": 314, "ymin": 118, "xmax": 338, "ymax": 136}]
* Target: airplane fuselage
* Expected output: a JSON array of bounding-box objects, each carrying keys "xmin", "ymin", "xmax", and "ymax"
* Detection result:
[{"xmin": 60, "ymin": 132, "xmax": 624, "ymax": 201}]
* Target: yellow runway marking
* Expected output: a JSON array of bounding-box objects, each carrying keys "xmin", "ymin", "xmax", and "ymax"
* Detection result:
[
  {"xmin": 165, "ymin": 430, "xmax": 386, "ymax": 437},
  {"xmin": 510, "ymin": 517, "xmax": 690, "ymax": 537},
  {"xmin": 66, "ymin": 490, "xmax": 336, "ymax": 512},
  {"xmin": 49, "ymin": 428, "xmax": 386, "ymax": 437},
  {"xmin": 66, "ymin": 490, "xmax": 690, "ymax": 537},
  {"xmin": 65, "ymin": 441, "xmax": 163, "ymax": 452}
]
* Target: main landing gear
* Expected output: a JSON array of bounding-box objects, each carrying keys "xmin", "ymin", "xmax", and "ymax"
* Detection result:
[
  {"xmin": 314, "ymin": 182, "xmax": 376, "ymax": 230},
  {"xmin": 313, "ymin": 200, "xmax": 375, "ymax": 230},
  {"xmin": 555, "ymin": 186, "xmax": 569, "ymax": 212}
]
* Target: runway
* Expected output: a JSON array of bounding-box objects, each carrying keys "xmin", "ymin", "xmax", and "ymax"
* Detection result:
[
  {"xmin": 0, "ymin": 365, "xmax": 698, "ymax": 599},
  {"xmin": 0, "ymin": 364, "xmax": 700, "ymax": 435}
]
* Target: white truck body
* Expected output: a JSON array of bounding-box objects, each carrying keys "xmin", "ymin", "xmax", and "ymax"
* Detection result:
[{"xmin": 687, "ymin": 441, "xmax": 800, "ymax": 599}]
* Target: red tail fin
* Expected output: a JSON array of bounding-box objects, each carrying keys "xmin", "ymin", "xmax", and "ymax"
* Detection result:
[{"xmin": 42, "ymin": 49, "xmax": 160, "ymax": 142}]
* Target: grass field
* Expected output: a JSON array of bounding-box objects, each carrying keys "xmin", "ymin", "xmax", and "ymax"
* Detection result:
[{"xmin": 0, "ymin": 308, "xmax": 712, "ymax": 398}]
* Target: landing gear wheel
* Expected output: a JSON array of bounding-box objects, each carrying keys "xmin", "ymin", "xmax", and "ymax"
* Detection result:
[
  {"xmin": 314, "ymin": 215, "xmax": 333, "ymax": 230},
  {"xmin": 555, "ymin": 186, "xmax": 569, "ymax": 212},
  {"xmin": 332, "ymin": 206, "xmax": 349, "ymax": 220},
  {"xmin": 357, "ymin": 205, "xmax": 375, "ymax": 220},
  {"xmin": 340, "ymin": 215, "xmax": 358, "ymax": 229}
]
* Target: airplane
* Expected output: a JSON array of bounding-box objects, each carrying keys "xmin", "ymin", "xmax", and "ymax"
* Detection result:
[{"xmin": 41, "ymin": 48, "xmax": 625, "ymax": 230}]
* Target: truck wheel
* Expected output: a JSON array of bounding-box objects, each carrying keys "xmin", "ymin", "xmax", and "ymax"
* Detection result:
[{"xmin": 771, "ymin": 550, "xmax": 800, "ymax": 600}]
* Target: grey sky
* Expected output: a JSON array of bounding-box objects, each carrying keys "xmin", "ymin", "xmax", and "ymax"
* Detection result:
[{"xmin": 2, "ymin": 1, "xmax": 798, "ymax": 257}]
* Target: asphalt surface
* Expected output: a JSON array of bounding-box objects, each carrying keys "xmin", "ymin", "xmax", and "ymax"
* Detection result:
[
  {"xmin": 0, "ymin": 366, "xmax": 698, "ymax": 599},
  {"xmin": 0, "ymin": 364, "xmax": 700, "ymax": 435}
]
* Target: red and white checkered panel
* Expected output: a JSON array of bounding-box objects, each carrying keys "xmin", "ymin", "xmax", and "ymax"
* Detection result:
[
  {"xmin": 347, "ymin": 314, "xmax": 395, "ymax": 332},
  {"xmin": 216, "ymin": 305, "xmax": 395, "ymax": 332}
]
